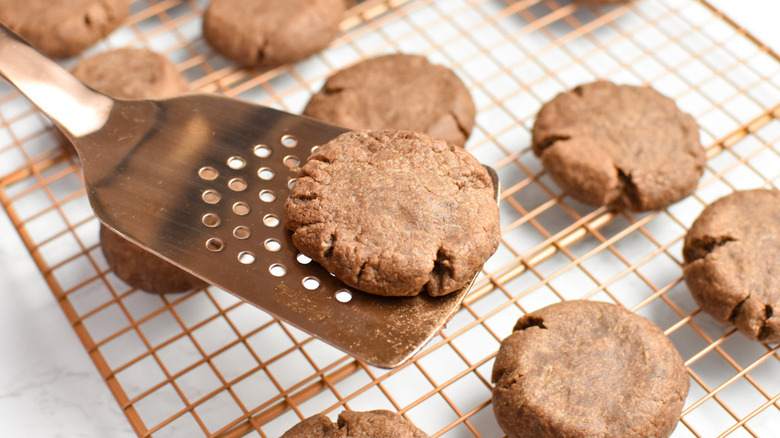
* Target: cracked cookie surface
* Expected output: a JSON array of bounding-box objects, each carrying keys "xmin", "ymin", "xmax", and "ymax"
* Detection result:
[
  {"xmin": 281, "ymin": 410, "xmax": 428, "ymax": 438},
  {"xmin": 303, "ymin": 54, "xmax": 476, "ymax": 147},
  {"xmin": 532, "ymin": 81, "xmax": 705, "ymax": 211},
  {"xmin": 0, "ymin": 0, "xmax": 129, "ymax": 58},
  {"xmin": 284, "ymin": 130, "xmax": 500, "ymax": 297},
  {"xmin": 683, "ymin": 189, "xmax": 780, "ymax": 343},
  {"xmin": 203, "ymin": 0, "xmax": 345, "ymax": 68},
  {"xmin": 491, "ymin": 300, "xmax": 689, "ymax": 438}
]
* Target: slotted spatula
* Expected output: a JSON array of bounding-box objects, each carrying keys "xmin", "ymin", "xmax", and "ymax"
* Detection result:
[{"xmin": 0, "ymin": 23, "xmax": 498, "ymax": 368}]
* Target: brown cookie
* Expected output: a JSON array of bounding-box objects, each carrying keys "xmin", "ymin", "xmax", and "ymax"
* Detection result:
[
  {"xmin": 532, "ymin": 81, "xmax": 705, "ymax": 212},
  {"xmin": 100, "ymin": 226, "xmax": 207, "ymax": 295},
  {"xmin": 203, "ymin": 0, "xmax": 346, "ymax": 68},
  {"xmin": 0, "ymin": 0, "xmax": 129, "ymax": 58},
  {"xmin": 303, "ymin": 54, "xmax": 476, "ymax": 147},
  {"xmin": 682, "ymin": 189, "xmax": 780, "ymax": 343},
  {"xmin": 281, "ymin": 410, "xmax": 428, "ymax": 438},
  {"xmin": 72, "ymin": 48, "xmax": 189, "ymax": 100},
  {"xmin": 284, "ymin": 130, "xmax": 500, "ymax": 297},
  {"xmin": 492, "ymin": 300, "xmax": 689, "ymax": 438}
]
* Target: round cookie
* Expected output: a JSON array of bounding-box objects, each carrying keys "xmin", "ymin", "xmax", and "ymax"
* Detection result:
[
  {"xmin": 72, "ymin": 48, "xmax": 190, "ymax": 100},
  {"xmin": 203, "ymin": 0, "xmax": 346, "ymax": 68},
  {"xmin": 100, "ymin": 226, "xmax": 207, "ymax": 294},
  {"xmin": 281, "ymin": 410, "xmax": 428, "ymax": 438},
  {"xmin": 303, "ymin": 54, "xmax": 476, "ymax": 147},
  {"xmin": 491, "ymin": 300, "xmax": 689, "ymax": 438},
  {"xmin": 532, "ymin": 81, "xmax": 705, "ymax": 212},
  {"xmin": 0, "ymin": 0, "xmax": 129, "ymax": 58},
  {"xmin": 682, "ymin": 189, "xmax": 780, "ymax": 343},
  {"xmin": 284, "ymin": 130, "xmax": 500, "ymax": 297}
]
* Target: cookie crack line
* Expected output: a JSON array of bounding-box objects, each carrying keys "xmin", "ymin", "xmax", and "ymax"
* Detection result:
[
  {"xmin": 356, "ymin": 260, "xmax": 370, "ymax": 283},
  {"xmin": 615, "ymin": 166, "xmax": 640, "ymax": 209},
  {"xmin": 424, "ymin": 247, "xmax": 454, "ymax": 294},
  {"xmin": 83, "ymin": 3, "xmax": 110, "ymax": 28},
  {"xmin": 502, "ymin": 374, "xmax": 521, "ymax": 390},
  {"xmin": 322, "ymin": 232, "xmax": 336, "ymax": 261},
  {"xmin": 684, "ymin": 235, "xmax": 739, "ymax": 263},
  {"xmin": 731, "ymin": 297, "xmax": 777, "ymax": 341},
  {"xmin": 323, "ymin": 85, "xmax": 345, "ymax": 96},
  {"xmin": 758, "ymin": 304, "xmax": 775, "ymax": 341},
  {"xmin": 293, "ymin": 193, "xmax": 318, "ymax": 202},
  {"xmin": 728, "ymin": 295, "xmax": 749, "ymax": 323},
  {"xmin": 450, "ymin": 109, "xmax": 471, "ymax": 142},
  {"xmin": 492, "ymin": 369, "xmax": 523, "ymax": 390},
  {"xmin": 255, "ymin": 39, "xmax": 268, "ymax": 65},
  {"xmin": 535, "ymin": 134, "xmax": 571, "ymax": 153},
  {"xmin": 336, "ymin": 415, "xmax": 352, "ymax": 437},
  {"xmin": 513, "ymin": 315, "xmax": 547, "ymax": 331}
]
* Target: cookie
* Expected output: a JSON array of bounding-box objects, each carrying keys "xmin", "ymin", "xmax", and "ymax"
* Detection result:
[
  {"xmin": 682, "ymin": 189, "xmax": 780, "ymax": 343},
  {"xmin": 303, "ymin": 54, "xmax": 476, "ymax": 147},
  {"xmin": 532, "ymin": 81, "xmax": 705, "ymax": 212},
  {"xmin": 72, "ymin": 48, "xmax": 189, "ymax": 100},
  {"xmin": 0, "ymin": 0, "xmax": 129, "ymax": 58},
  {"xmin": 100, "ymin": 226, "xmax": 207, "ymax": 294},
  {"xmin": 203, "ymin": 0, "xmax": 346, "ymax": 68},
  {"xmin": 492, "ymin": 300, "xmax": 689, "ymax": 438},
  {"xmin": 284, "ymin": 130, "xmax": 500, "ymax": 297},
  {"xmin": 281, "ymin": 410, "xmax": 428, "ymax": 438}
]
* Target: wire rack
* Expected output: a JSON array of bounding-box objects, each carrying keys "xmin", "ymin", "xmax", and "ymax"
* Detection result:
[{"xmin": 1, "ymin": 0, "xmax": 779, "ymax": 436}]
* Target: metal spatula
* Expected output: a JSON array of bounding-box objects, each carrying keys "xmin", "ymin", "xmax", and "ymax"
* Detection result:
[{"xmin": 0, "ymin": 23, "xmax": 498, "ymax": 368}]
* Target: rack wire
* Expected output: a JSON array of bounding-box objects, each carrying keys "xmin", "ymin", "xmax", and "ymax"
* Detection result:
[{"xmin": 1, "ymin": 0, "xmax": 779, "ymax": 436}]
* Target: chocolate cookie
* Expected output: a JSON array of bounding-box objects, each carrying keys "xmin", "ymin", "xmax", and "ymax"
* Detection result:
[
  {"xmin": 0, "ymin": 0, "xmax": 129, "ymax": 58},
  {"xmin": 203, "ymin": 0, "xmax": 346, "ymax": 68},
  {"xmin": 492, "ymin": 300, "xmax": 689, "ymax": 438},
  {"xmin": 72, "ymin": 48, "xmax": 190, "ymax": 100},
  {"xmin": 532, "ymin": 81, "xmax": 705, "ymax": 211},
  {"xmin": 303, "ymin": 54, "xmax": 476, "ymax": 147},
  {"xmin": 284, "ymin": 130, "xmax": 500, "ymax": 297},
  {"xmin": 683, "ymin": 189, "xmax": 780, "ymax": 343},
  {"xmin": 100, "ymin": 226, "xmax": 207, "ymax": 295},
  {"xmin": 281, "ymin": 410, "xmax": 428, "ymax": 438}
]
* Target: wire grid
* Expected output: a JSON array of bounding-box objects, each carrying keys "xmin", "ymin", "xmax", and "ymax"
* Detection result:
[{"xmin": 1, "ymin": 0, "xmax": 780, "ymax": 436}]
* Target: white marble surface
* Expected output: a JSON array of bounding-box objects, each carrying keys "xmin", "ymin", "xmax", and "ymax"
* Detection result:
[
  {"xmin": 0, "ymin": 207, "xmax": 135, "ymax": 437},
  {"xmin": 0, "ymin": 1, "xmax": 778, "ymax": 437}
]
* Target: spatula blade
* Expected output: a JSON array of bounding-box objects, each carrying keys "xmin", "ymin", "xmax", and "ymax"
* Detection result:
[{"xmin": 85, "ymin": 94, "xmax": 473, "ymax": 368}]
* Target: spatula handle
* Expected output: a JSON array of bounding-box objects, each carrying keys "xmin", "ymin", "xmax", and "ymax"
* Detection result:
[{"xmin": 0, "ymin": 22, "xmax": 114, "ymax": 138}]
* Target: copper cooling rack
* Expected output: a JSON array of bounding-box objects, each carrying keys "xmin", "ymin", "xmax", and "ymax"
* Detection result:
[{"xmin": 1, "ymin": 0, "xmax": 779, "ymax": 436}]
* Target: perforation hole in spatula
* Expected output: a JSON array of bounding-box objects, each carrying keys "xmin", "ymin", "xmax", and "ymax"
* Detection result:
[{"xmin": 195, "ymin": 132, "xmax": 313, "ymax": 299}]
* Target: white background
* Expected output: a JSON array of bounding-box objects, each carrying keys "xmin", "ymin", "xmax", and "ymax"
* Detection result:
[{"xmin": 0, "ymin": 1, "xmax": 778, "ymax": 437}]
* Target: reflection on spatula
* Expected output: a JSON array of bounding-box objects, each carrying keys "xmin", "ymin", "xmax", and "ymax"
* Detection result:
[{"xmin": 0, "ymin": 23, "xmax": 498, "ymax": 368}]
